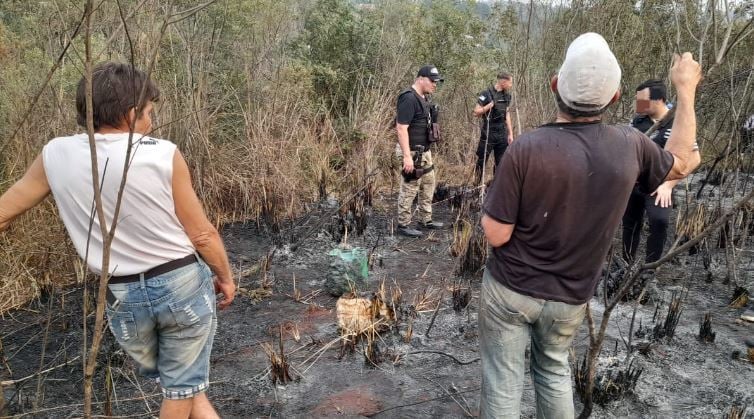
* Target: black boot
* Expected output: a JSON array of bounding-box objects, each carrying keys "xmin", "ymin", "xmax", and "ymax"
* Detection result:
[
  {"xmin": 397, "ymin": 225, "xmax": 423, "ymax": 238},
  {"xmin": 419, "ymin": 221, "xmax": 445, "ymax": 229}
]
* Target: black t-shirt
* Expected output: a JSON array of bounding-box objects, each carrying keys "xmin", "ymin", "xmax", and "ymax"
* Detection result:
[
  {"xmin": 631, "ymin": 114, "xmax": 673, "ymax": 148},
  {"xmin": 396, "ymin": 89, "xmax": 431, "ymax": 149},
  {"xmin": 483, "ymin": 122, "xmax": 674, "ymax": 304},
  {"xmin": 478, "ymin": 88, "xmax": 511, "ymax": 138}
]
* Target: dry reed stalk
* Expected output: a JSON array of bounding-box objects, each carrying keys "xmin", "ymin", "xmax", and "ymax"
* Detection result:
[
  {"xmin": 261, "ymin": 339, "xmax": 293, "ymax": 385},
  {"xmin": 412, "ymin": 286, "xmax": 441, "ymax": 313},
  {"xmin": 236, "ymin": 286, "xmax": 273, "ymax": 302},
  {"xmin": 730, "ymin": 286, "xmax": 750, "ymax": 308},
  {"xmin": 281, "ymin": 321, "xmax": 301, "ymax": 343},
  {"xmin": 450, "ymin": 219, "xmax": 473, "ymax": 258},
  {"xmin": 457, "ymin": 225, "xmax": 488, "ymax": 277},
  {"xmin": 676, "ymin": 204, "xmax": 708, "ymax": 238},
  {"xmin": 404, "ymin": 318, "xmax": 414, "ymax": 343},
  {"xmin": 451, "ymin": 280, "xmax": 471, "ymax": 313},
  {"xmin": 0, "ymin": 206, "xmax": 75, "ymax": 314},
  {"xmin": 727, "ymin": 405, "xmax": 747, "ymax": 419}
]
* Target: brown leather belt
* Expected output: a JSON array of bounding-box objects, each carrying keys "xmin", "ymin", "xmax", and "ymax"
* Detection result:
[{"xmin": 109, "ymin": 254, "xmax": 198, "ymax": 284}]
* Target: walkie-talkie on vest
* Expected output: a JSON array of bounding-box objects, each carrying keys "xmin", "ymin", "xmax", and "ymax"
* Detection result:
[{"xmin": 429, "ymin": 103, "xmax": 441, "ymax": 143}]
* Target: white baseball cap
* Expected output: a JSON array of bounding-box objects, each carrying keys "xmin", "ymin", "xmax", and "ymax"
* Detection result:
[{"xmin": 557, "ymin": 33, "xmax": 621, "ymax": 112}]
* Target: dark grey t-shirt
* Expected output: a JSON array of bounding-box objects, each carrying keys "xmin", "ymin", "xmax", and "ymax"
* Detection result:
[{"xmin": 483, "ymin": 121, "xmax": 674, "ymax": 304}]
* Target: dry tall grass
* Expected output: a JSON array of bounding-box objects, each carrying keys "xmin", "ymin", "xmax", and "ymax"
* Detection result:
[
  {"xmin": 0, "ymin": 52, "xmax": 81, "ymax": 312},
  {"xmin": 0, "ymin": 51, "xmax": 482, "ymax": 313},
  {"xmin": 2, "ymin": 0, "xmax": 752, "ymax": 314}
]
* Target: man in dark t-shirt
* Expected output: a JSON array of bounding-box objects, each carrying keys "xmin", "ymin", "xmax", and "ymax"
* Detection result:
[
  {"xmin": 473, "ymin": 72, "xmax": 514, "ymax": 181},
  {"xmin": 394, "ymin": 65, "xmax": 444, "ymax": 238},
  {"xmin": 623, "ymin": 80, "xmax": 677, "ymax": 267},
  {"xmin": 478, "ymin": 33, "xmax": 701, "ymax": 419}
]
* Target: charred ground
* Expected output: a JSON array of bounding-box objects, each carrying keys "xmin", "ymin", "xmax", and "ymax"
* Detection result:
[{"xmin": 1, "ymin": 175, "xmax": 753, "ymax": 418}]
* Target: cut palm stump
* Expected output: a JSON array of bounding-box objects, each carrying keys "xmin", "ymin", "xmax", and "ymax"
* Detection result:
[
  {"xmin": 336, "ymin": 286, "xmax": 401, "ymax": 365},
  {"xmin": 336, "ymin": 291, "xmax": 396, "ymax": 335}
]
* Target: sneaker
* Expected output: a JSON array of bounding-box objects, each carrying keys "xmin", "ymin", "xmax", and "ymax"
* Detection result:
[
  {"xmin": 397, "ymin": 225, "xmax": 423, "ymax": 238},
  {"xmin": 741, "ymin": 310, "xmax": 754, "ymax": 323},
  {"xmin": 419, "ymin": 221, "xmax": 445, "ymax": 229}
]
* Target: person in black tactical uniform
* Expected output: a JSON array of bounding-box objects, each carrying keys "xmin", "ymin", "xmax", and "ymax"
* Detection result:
[
  {"xmin": 395, "ymin": 65, "xmax": 444, "ymax": 238},
  {"xmin": 623, "ymin": 79, "xmax": 678, "ymax": 267},
  {"xmin": 742, "ymin": 114, "xmax": 754, "ymax": 152},
  {"xmin": 473, "ymin": 72, "xmax": 514, "ymax": 182}
]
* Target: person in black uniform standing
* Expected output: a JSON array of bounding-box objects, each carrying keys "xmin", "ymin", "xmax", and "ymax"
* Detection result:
[
  {"xmin": 473, "ymin": 72, "xmax": 514, "ymax": 182},
  {"xmin": 394, "ymin": 65, "xmax": 444, "ymax": 238},
  {"xmin": 623, "ymin": 79, "xmax": 678, "ymax": 266}
]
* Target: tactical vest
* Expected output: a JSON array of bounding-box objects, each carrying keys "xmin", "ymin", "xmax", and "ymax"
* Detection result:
[
  {"xmin": 481, "ymin": 87, "xmax": 510, "ymax": 135},
  {"xmin": 632, "ymin": 114, "xmax": 674, "ymax": 148},
  {"xmin": 398, "ymin": 88, "xmax": 431, "ymax": 149}
]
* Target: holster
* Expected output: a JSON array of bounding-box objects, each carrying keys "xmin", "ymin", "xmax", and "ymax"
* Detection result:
[{"xmin": 402, "ymin": 165, "xmax": 434, "ymax": 182}]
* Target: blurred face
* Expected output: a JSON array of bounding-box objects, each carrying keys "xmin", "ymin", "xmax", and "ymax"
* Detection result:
[
  {"xmin": 498, "ymin": 77, "xmax": 513, "ymax": 91},
  {"xmin": 635, "ymin": 88, "xmax": 664, "ymax": 118},
  {"xmin": 419, "ymin": 76, "xmax": 438, "ymax": 94}
]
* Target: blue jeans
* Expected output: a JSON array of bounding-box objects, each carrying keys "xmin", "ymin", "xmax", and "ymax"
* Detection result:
[
  {"xmin": 106, "ymin": 259, "xmax": 217, "ymax": 400},
  {"xmin": 479, "ymin": 270, "xmax": 586, "ymax": 419}
]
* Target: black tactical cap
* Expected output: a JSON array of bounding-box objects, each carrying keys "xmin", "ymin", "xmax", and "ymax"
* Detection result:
[{"xmin": 417, "ymin": 65, "xmax": 443, "ymax": 82}]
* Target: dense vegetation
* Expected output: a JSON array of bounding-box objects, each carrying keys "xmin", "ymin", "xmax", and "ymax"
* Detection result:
[{"xmin": 1, "ymin": 0, "xmax": 753, "ymax": 311}]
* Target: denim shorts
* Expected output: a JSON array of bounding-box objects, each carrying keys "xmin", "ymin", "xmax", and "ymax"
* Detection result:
[{"xmin": 106, "ymin": 258, "xmax": 217, "ymax": 400}]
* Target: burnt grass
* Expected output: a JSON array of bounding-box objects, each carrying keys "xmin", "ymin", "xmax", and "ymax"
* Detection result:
[{"xmin": 1, "ymin": 186, "xmax": 754, "ymax": 418}]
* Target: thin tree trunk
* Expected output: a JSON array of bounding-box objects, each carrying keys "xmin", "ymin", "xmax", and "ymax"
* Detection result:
[{"xmin": 579, "ymin": 186, "xmax": 754, "ymax": 418}]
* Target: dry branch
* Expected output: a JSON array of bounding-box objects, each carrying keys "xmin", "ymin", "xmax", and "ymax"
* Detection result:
[
  {"xmin": 580, "ymin": 185, "xmax": 754, "ymax": 418},
  {"xmin": 0, "ymin": 356, "xmax": 80, "ymax": 386},
  {"xmin": 407, "ymin": 350, "xmax": 480, "ymax": 366}
]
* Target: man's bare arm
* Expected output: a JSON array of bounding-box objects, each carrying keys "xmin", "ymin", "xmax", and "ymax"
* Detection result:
[
  {"xmin": 481, "ymin": 214, "xmax": 515, "ymax": 248},
  {"xmin": 664, "ymin": 52, "xmax": 702, "ymax": 180},
  {"xmin": 396, "ymin": 123, "xmax": 414, "ymax": 173},
  {"xmin": 473, "ymin": 102, "xmax": 494, "ymax": 118},
  {"xmin": 0, "ymin": 155, "xmax": 51, "ymax": 232},
  {"xmin": 506, "ymin": 111, "xmax": 514, "ymax": 143}
]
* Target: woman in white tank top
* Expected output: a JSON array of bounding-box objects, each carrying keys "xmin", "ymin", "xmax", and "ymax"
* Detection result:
[{"xmin": 0, "ymin": 62, "xmax": 235, "ymax": 418}]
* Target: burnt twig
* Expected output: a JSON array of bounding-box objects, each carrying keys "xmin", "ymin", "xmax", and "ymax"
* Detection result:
[
  {"xmin": 406, "ymin": 350, "xmax": 480, "ymax": 366},
  {"xmin": 424, "ymin": 292, "xmax": 444, "ymax": 338},
  {"xmin": 365, "ymin": 386, "xmax": 481, "ymax": 417},
  {"xmin": 0, "ymin": 356, "xmax": 80, "ymax": 386},
  {"xmin": 698, "ymin": 312, "xmax": 716, "ymax": 343}
]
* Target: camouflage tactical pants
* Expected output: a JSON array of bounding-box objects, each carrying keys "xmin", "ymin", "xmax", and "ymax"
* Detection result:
[{"xmin": 396, "ymin": 147, "xmax": 436, "ymax": 226}]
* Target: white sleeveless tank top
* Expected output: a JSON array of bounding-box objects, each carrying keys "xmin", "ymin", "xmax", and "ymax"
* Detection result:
[{"xmin": 42, "ymin": 133, "xmax": 195, "ymax": 275}]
